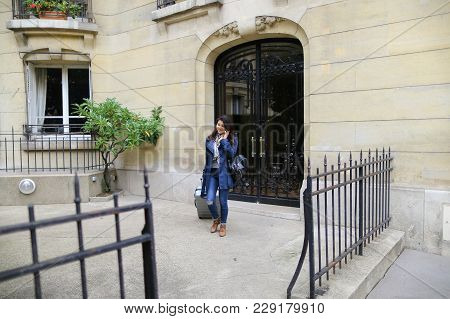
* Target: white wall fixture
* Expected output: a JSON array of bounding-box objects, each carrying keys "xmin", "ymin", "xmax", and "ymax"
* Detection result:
[
  {"xmin": 18, "ymin": 179, "xmax": 36, "ymax": 195},
  {"xmin": 443, "ymin": 205, "xmax": 450, "ymax": 241}
]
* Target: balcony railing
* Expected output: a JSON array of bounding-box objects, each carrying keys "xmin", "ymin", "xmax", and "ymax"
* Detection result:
[
  {"xmin": 24, "ymin": 121, "xmax": 86, "ymax": 135},
  {"xmin": 11, "ymin": 0, "xmax": 94, "ymax": 22},
  {"xmin": 0, "ymin": 125, "xmax": 104, "ymax": 174},
  {"xmin": 157, "ymin": 0, "xmax": 176, "ymax": 9}
]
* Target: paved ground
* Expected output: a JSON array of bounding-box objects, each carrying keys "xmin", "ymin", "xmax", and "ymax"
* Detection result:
[
  {"xmin": 2, "ymin": 195, "xmax": 434, "ymax": 299},
  {"xmin": 0, "ymin": 196, "xmax": 305, "ymax": 299},
  {"xmin": 367, "ymin": 249, "xmax": 450, "ymax": 298}
]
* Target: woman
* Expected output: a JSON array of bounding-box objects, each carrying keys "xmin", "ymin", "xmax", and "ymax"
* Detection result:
[{"xmin": 201, "ymin": 115, "xmax": 238, "ymax": 237}]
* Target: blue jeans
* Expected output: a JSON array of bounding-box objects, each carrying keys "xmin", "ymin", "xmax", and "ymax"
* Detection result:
[{"xmin": 206, "ymin": 168, "xmax": 229, "ymax": 224}]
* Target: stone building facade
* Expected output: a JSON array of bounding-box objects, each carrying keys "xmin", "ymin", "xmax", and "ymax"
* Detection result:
[{"xmin": 0, "ymin": 0, "xmax": 449, "ymax": 254}]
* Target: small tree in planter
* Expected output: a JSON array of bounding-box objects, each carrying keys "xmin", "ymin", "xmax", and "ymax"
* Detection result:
[{"xmin": 76, "ymin": 98, "xmax": 165, "ymax": 193}]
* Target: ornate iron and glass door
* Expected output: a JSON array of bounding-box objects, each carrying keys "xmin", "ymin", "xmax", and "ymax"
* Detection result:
[{"xmin": 215, "ymin": 39, "xmax": 304, "ymax": 207}]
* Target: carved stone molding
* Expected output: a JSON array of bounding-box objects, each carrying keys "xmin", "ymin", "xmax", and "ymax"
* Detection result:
[
  {"xmin": 255, "ymin": 16, "xmax": 286, "ymax": 31},
  {"xmin": 7, "ymin": 19, "xmax": 97, "ymax": 53},
  {"xmin": 214, "ymin": 21, "xmax": 239, "ymax": 37}
]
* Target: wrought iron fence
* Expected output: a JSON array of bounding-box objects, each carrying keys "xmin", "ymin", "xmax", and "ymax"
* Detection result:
[
  {"xmin": 11, "ymin": 0, "xmax": 94, "ymax": 22},
  {"xmin": 0, "ymin": 169, "xmax": 158, "ymax": 298},
  {"xmin": 287, "ymin": 148, "xmax": 393, "ymax": 299},
  {"xmin": 0, "ymin": 125, "xmax": 104, "ymax": 174},
  {"xmin": 157, "ymin": 0, "xmax": 176, "ymax": 9}
]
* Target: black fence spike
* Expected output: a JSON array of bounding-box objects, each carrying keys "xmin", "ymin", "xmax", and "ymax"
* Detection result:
[
  {"xmin": 74, "ymin": 173, "xmax": 80, "ymax": 203},
  {"xmin": 307, "ymin": 157, "xmax": 311, "ymax": 176},
  {"xmin": 143, "ymin": 167, "xmax": 150, "ymax": 202}
]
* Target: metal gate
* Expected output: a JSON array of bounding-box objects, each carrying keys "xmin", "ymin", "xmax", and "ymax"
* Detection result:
[
  {"xmin": 0, "ymin": 170, "xmax": 158, "ymax": 299},
  {"xmin": 215, "ymin": 39, "xmax": 304, "ymax": 207}
]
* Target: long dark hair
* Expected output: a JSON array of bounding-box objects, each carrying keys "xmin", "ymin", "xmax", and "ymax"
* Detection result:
[{"xmin": 208, "ymin": 115, "xmax": 234, "ymax": 145}]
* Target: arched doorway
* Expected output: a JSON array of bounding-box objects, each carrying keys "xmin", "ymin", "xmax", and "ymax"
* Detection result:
[{"xmin": 215, "ymin": 38, "xmax": 304, "ymax": 207}]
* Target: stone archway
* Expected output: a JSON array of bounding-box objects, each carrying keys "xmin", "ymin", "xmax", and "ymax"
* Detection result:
[{"xmin": 194, "ymin": 16, "xmax": 311, "ymax": 205}]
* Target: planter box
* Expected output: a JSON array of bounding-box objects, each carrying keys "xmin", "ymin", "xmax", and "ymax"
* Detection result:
[{"xmin": 39, "ymin": 11, "xmax": 67, "ymax": 20}]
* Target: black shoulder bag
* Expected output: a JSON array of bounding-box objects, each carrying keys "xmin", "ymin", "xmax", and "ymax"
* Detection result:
[{"xmin": 228, "ymin": 154, "xmax": 248, "ymax": 183}]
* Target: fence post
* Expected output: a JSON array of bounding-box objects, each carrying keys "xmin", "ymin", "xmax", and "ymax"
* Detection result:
[
  {"xmin": 12, "ymin": 127, "xmax": 15, "ymax": 172},
  {"xmin": 286, "ymin": 176, "xmax": 311, "ymax": 299},
  {"xmin": 387, "ymin": 147, "xmax": 391, "ymax": 227},
  {"xmin": 74, "ymin": 174, "xmax": 88, "ymax": 298},
  {"xmin": 358, "ymin": 153, "xmax": 364, "ymax": 256},
  {"xmin": 69, "ymin": 133, "xmax": 73, "ymax": 174},
  {"xmin": 142, "ymin": 168, "xmax": 158, "ymax": 299},
  {"xmin": 304, "ymin": 169, "xmax": 315, "ymax": 299},
  {"xmin": 28, "ymin": 205, "xmax": 42, "ymax": 298}
]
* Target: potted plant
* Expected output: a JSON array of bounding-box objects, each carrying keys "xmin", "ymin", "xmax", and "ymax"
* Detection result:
[
  {"xmin": 25, "ymin": 0, "xmax": 83, "ymax": 20},
  {"xmin": 76, "ymin": 98, "xmax": 165, "ymax": 193}
]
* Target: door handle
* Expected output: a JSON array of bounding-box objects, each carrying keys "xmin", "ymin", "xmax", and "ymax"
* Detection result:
[
  {"xmin": 260, "ymin": 137, "xmax": 265, "ymax": 158},
  {"xmin": 251, "ymin": 137, "xmax": 256, "ymax": 158}
]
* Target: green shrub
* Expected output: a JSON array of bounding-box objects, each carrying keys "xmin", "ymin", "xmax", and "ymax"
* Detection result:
[
  {"xmin": 76, "ymin": 98, "xmax": 165, "ymax": 192},
  {"xmin": 24, "ymin": 0, "xmax": 83, "ymax": 18}
]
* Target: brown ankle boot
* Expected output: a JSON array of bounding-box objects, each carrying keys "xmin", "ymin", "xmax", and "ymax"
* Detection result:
[
  {"xmin": 219, "ymin": 224, "xmax": 226, "ymax": 237},
  {"xmin": 210, "ymin": 218, "xmax": 220, "ymax": 233}
]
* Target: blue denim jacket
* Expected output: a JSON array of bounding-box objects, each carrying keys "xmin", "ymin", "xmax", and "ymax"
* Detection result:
[{"xmin": 201, "ymin": 136, "xmax": 238, "ymax": 195}]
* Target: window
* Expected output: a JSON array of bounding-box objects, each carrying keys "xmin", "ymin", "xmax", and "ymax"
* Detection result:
[
  {"xmin": 26, "ymin": 64, "xmax": 91, "ymax": 135},
  {"xmin": 157, "ymin": 0, "xmax": 176, "ymax": 10}
]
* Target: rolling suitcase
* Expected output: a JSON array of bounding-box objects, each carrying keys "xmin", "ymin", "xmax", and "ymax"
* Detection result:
[{"xmin": 194, "ymin": 186, "xmax": 221, "ymax": 219}]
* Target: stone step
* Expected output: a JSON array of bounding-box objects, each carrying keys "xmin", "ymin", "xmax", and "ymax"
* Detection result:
[
  {"xmin": 89, "ymin": 189, "xmax": 124, "ymax": 202},
  {"xmin": 289, "ymin": 228, "xmax": 405, "ymax": 299},
  {"xmin": 225, "ymin": 199, "xmax": 405, "ymax": 299}
]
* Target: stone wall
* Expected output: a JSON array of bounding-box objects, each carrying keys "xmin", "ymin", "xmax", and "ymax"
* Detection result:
[
  {"xmin": 0, "ymin": 171, "xmax": 104, "ymax": 205},
  {"xmin": 84, "ymin": 0, "xmax": 450, "ymax": 190},
  {"xmin": 1, "ymin": 0, "xmax": 449, "ymax": 253},
  {"xmin": 0, "ymin": 0, "xmax": 27, "ymax": 132}
]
